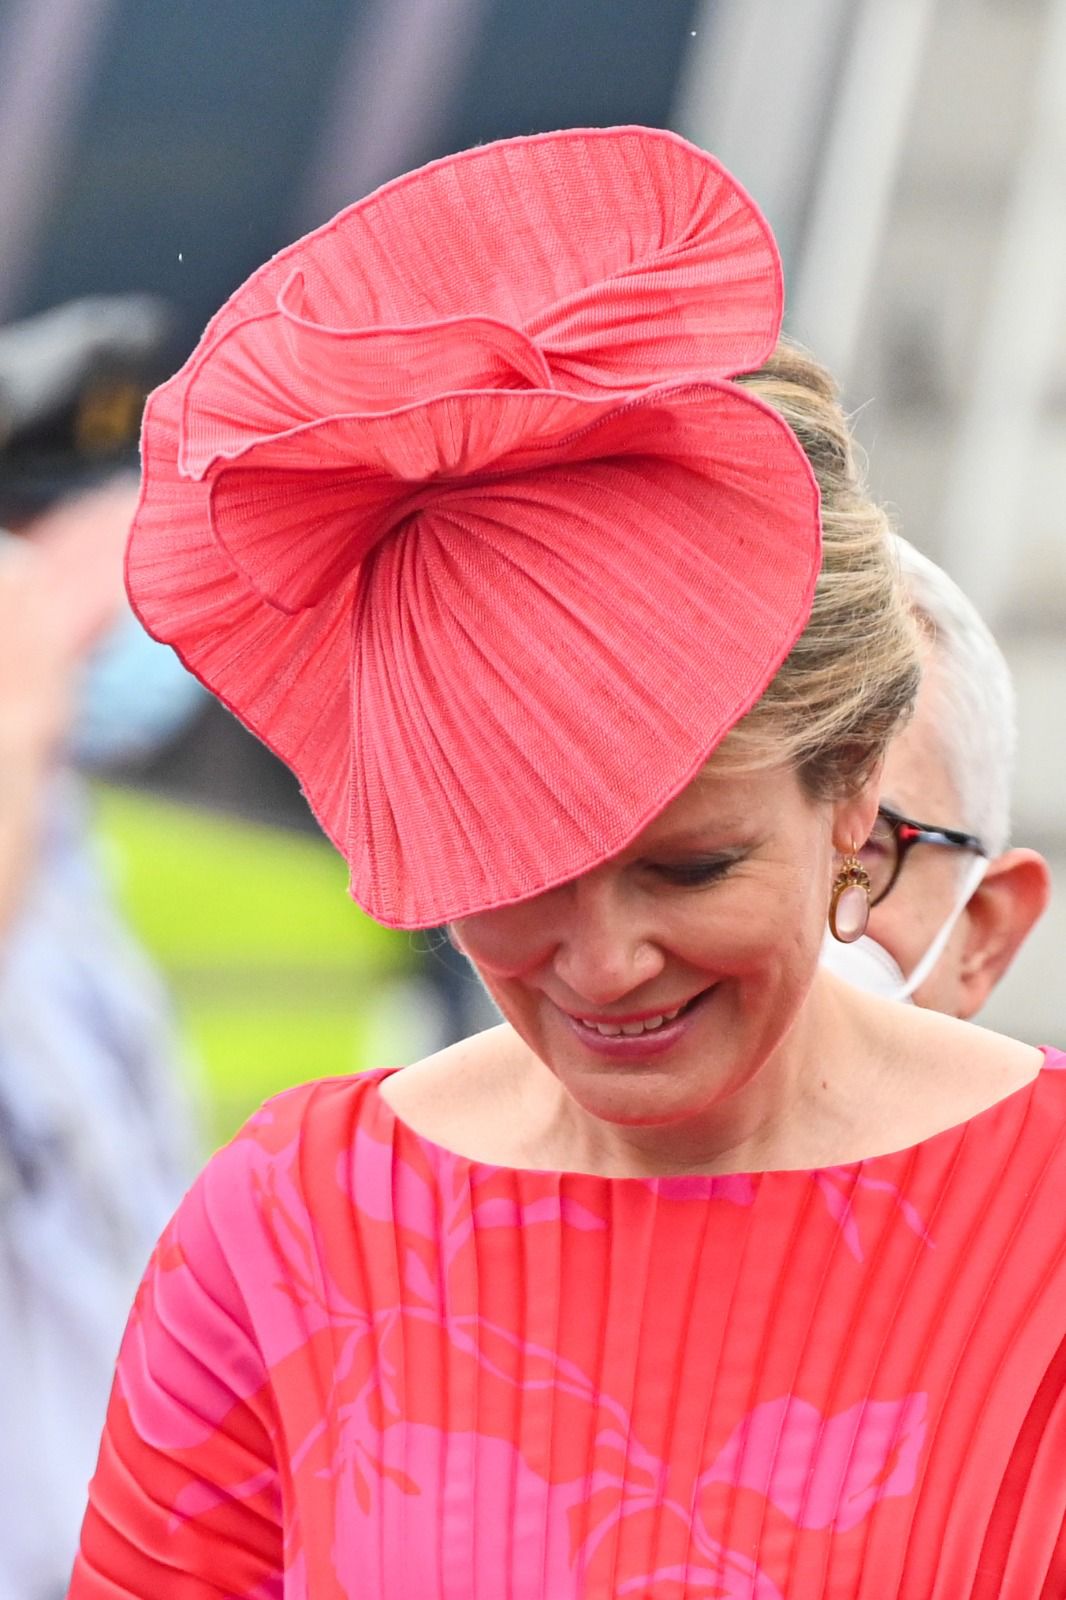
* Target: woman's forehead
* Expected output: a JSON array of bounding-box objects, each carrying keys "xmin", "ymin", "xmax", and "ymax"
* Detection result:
[{"xmin": 625, "ymin": 758, "xmax": 801, "ymax": 853}]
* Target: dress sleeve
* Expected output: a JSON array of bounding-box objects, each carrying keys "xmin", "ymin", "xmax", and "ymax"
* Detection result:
[{"xmin": 66, "ymin": 1142, "xmax": 284, "ymax": 1598}]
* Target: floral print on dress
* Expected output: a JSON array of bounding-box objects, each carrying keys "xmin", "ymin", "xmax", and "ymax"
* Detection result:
[{"xmin": 72, "ymin": 1053, "xmax": 1066, "ymax": 1599}]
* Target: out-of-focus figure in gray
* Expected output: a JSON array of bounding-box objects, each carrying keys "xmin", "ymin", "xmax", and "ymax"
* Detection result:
[{"xmin": 0, "ymin": 299, "xmax": 203, "ymax": 1600}]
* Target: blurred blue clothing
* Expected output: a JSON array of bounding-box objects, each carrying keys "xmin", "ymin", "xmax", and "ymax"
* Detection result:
[{"xmin": 0, "ymin": 778, "xmax": 196, "ymax": 1600}]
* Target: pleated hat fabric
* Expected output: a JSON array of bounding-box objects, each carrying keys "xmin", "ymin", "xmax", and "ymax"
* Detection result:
[{"xmin": 128, "ymin": 125, "xmax": 822, "ymax": 928}]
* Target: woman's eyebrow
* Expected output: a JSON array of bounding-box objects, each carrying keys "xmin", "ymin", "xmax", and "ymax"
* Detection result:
[{"xmin": 636, "ymin": 828, "xmax": 754, "ymax": 853}]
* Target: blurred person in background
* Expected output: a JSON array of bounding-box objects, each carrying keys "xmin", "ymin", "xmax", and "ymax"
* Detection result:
[
  {"xmin": 823, "ymin": 536, "xmax": 1051, "ymax": 1018},
  {"xmin": 0, "ymin": 301, "xmax": 202, "ymax": 1600}
]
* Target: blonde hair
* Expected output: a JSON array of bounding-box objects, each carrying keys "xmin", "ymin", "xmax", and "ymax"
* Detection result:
[{"xmin": 719, "ymin": 339, "xmax": 922, "ymax": 799}]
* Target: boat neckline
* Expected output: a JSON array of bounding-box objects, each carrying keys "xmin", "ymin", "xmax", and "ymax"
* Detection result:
[{"xmin": 361, "ymin": 1046, "xmax": 1062, "ymax": 1184}]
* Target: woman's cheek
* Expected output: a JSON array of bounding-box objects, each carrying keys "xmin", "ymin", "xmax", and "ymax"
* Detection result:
[
  {"xmin": 451, "ymin": 909, "xmax": 554, "ymax": 982},
  {"xmin": 673, "ymin": 882, "xmax": 794, "ymax": 970}
]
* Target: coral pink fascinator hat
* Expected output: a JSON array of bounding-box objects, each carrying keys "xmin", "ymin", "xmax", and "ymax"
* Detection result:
[{"xmin": 129, "ymin": 126, "xmax": 821, "ymax": 928}]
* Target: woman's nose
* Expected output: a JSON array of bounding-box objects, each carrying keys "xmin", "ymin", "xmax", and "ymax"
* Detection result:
[{"xmin": 549, "ymin": 878, "xmax": 665, "ymax": 1005}]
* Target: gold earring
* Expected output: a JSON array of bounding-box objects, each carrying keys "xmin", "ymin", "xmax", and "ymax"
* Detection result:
[{"xmin": 828, "ymin": 848, "xmax": 871, "ymax": 944}]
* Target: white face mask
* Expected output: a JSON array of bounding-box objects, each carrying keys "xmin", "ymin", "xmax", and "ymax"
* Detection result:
[{"xmin": 820, "ymin": 854, "xmax": 989, "ymax": 1004}]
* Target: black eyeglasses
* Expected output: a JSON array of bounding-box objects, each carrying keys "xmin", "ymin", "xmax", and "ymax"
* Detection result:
[{"xmin": 858, "ymin": 804, "xmax": 988, "ymax": 908}]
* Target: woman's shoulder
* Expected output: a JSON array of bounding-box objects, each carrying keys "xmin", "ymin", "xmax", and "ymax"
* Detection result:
[
  {"xmin": 188, "ymin": 1036, "xmax": 518, "ymax": 1232},
  {"xmin": 375, "ymin": 1025, "xmax": 546, "ymax": 1165},
  {"xmin": 841, "ymin": 992, "xmax": 1048, "ymax": 1147},
  {"xmin": 242, "ymin": 1067, "xmax": 390, "ymax": 1142},
  {"xmin": 143, "ymin": 1071, "xmax": 400, "ymax": 1330},
  {"xmin": 1030, "ymin": 1043, "xmax": 1066, "ymax": 1114},
  {"xmin": 218, "ymin": 1028, "xmax": 522, "ymax": 1170},
  {"xmin": 183, "ymin": 1070, "xmax": 393, "ymax": 1231}
]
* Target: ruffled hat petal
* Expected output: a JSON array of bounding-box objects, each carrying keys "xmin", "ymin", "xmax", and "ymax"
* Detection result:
[
  {"xmin": 177, "ymin": 126, "xmax": 781, "ymax": 475},
  {"xmin": 180, "ymin": 271, "xmax": 555, "ymax": 479},
  {"xmin": 206, "ymin": 389, "xmax": 628, "ymax": 613}
]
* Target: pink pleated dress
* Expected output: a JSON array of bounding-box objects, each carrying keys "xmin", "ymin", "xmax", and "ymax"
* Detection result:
[{"xmin": 70, "ymin": 1050, "xmax": 1066, "ymax": 1598}]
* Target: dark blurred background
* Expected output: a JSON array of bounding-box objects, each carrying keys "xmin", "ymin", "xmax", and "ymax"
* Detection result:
[{"xmin": 1, "ymin": 0, "xmax": 701, "ymax": 351}]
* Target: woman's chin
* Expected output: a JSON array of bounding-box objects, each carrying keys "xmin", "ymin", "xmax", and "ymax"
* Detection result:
[{"xmin": 550, "ymin": 1036, "xmax": 736, "ymax": 1131}]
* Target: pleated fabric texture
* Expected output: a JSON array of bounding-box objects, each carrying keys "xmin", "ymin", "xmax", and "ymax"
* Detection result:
[
  {"xmin": 126, "ymin": 126, "xmax": 822, "ymax": 927},
  {"xmin": 70, "ymin": 1051, "xmax": 1066, "ymax": 1598}
]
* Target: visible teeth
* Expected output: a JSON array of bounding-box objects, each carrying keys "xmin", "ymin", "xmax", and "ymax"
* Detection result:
[{"xmin": 582, "ymin": 1004, "xmax": 688, "ymax": 1037}]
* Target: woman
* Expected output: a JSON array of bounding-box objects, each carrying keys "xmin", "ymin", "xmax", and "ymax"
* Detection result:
[{"xmin": 69, "ymin": 128, "xmax": 1065, "ymax": 1598}]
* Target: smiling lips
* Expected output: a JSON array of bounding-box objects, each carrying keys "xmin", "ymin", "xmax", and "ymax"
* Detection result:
[
  {"xmin": 577, "ymin": 1005, "xmax": 687, "ymax": 1038},
  {"xmin": 559, "ymin": 989, "xmax": 713, "ymax": 1054}
]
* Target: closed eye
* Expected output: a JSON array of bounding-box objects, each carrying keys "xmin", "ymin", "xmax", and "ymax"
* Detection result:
[{"xmin": 650, "ymin": 856, "xmax": 741, "ymax": 888}]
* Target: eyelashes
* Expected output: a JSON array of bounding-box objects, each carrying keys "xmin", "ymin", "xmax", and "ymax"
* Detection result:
[{"xmin": 650, "ymin": 856, "xmax": 741, "ymax": 889}]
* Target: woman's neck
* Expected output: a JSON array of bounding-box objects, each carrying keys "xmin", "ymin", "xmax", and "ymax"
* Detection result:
[{"xmin": 381, "ymin": 985, "xmax": 1042, "ymax": 1177}]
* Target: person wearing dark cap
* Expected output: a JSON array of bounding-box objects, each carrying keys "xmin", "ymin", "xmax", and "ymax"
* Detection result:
[
  {"xmin": 69, "ymin": 130, "xmax": 1066, "ymax": 1598},
  {"xmin": 0, "ymin": 302, "xmax": 201, "ymax": 1600}
]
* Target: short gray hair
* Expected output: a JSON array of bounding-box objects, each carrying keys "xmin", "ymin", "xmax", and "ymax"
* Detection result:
[{"xmin": 893, "ymin": 536, "xmax": 1016, "ymax": 856}]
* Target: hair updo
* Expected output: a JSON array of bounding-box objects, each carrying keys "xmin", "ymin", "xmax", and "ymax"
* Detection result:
[{"xmin": 721, "ymin": 338, "xmax": 922, "ymax": 799}]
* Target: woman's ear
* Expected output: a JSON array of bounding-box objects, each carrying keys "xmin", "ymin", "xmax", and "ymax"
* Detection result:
[{"xmin": 831, "ymin": 762, "xmax": 883, "ymax": 855}]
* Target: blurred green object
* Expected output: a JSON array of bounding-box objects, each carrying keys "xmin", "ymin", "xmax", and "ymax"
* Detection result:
[{"xmin": 90, "ymin": 783, "xmax": 417, "ymax": 1147}]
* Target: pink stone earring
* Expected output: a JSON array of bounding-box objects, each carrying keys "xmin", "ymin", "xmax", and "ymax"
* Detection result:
[{"xmin": 828, "ymin": 848, "xmax": 871, "ymax": 944}]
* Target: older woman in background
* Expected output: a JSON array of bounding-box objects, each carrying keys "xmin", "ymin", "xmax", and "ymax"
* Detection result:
[{"xmin": 70, "ymin": 127, "xmax": 1065, "ymax": 1600}]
